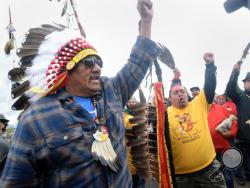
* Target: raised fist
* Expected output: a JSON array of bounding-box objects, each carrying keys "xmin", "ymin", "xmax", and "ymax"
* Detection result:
[{"xmin": 203, "ymin": 52, "xmax": 214, "ymax": 64}]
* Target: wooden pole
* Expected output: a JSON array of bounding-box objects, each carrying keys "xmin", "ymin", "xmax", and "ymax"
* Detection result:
[{"xmin": 69, "ymin": 0, "xmax": 86, "ymax": 38}]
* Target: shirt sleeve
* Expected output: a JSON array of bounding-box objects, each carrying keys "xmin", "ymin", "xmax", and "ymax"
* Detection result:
[
  {"xmin": 204, "ymin": 63, "xmax": 217, "ymax": 104},
  {"xmin": 225, "ymin": 70, "xmax": 242, "ymax": 104},
  {"xmin": 109, "ymin": 36, "xmax": 161, "ymax": 107}
]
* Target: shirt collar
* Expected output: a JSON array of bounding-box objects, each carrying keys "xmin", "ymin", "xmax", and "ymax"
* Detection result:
[{"xmin": 56, "ymin": 88, "xmax": 103, "ymax": 102}]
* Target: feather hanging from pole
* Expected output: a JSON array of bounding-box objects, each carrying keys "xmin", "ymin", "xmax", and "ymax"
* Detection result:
[
  {"xmin": 4, "ymin": 5, "xmax": 16, "ymax": 55},
  {"xmin": 8, "ymin": 67, "xmax": 26, "ymax": 82},
  {"xmin": 61, "ymin": 0, "xmax": 68, "ymax": 17},
  {"xmin": 157, "ymin": 43, "xmax": 175, "ymax": 70},
  {"xmin": 127, "ymin": 48, "xmax": 175, "ymax": 186},
  {"xmin": 69, "ymin": 0, "xmax": 86, "ymax": 38},
  {"xmin": 49, "ymin": 0, "xmax": 86, "ymax": 38},
  {"xmin": 125, "ymin": 92, "xmax": 151, "ymax": 179},
  {"xmin": 4, "ymin": 39, "xmax": 15, "ymax": 55},
  {"xmin": 126, "ymin": 84, "xmax": 175, "ymax": 187},
  {"xmin": 11, "ymin": 95, "xmax": 29, "ymax": 111},
  {"xmin": 11, "ymin": 81, "xmax": 30, "ymax": 99},
  {"xmin": 154, "ymin": 59, "xmax": 162, "ymax": 82}
]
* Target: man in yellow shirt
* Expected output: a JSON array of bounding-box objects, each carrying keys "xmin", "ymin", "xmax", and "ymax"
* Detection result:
[{"xmin": 167, "ymin": 53, "xmax": 226, "ymax": 188}]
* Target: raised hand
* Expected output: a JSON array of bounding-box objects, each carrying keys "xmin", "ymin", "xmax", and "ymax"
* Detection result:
[
  {"xmin": 203, "ymin": 52, "xmax": 214, "ymax": 64},
  {"xmin": 137, "ymin": 0, "xmax": 153, "ymax": 21},
  {"xmin": 137, "ymin": 0, "xmax": 153, "ymax": 38},
  {"xmin": 221, "ymin": 129, "xmax": 232, "ymax": 139},
  {"xmin": 173, "ymin": 67, "xmax": 181, "ymax": 80},
  {"xmin": 233, "ymin": 63, "xmax": 241, "ymax": 72}
]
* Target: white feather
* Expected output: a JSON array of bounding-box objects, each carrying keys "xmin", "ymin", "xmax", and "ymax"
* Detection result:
[{"xmin": 26, "ymin": 29, "xmax": 88, "ymax": 103}]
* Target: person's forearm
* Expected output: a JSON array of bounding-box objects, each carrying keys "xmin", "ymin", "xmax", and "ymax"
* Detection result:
[
  {"xmin": 139, "ymin": 19, "xmax": 152, "ymax": 39},
  {"xmin": 225, "ymin": 69, "xmax": 241, "ymax": 103},
  {"xmin": 111, "ymin": 36, "xmax": 161, "ymax": 107},
  {"xmin": 204, "ymin": 63, "xmax": 217, "ymax": 104},
  {"xmin": 228, "ymin": 69, "xmax": 239, "ymax": 86}
]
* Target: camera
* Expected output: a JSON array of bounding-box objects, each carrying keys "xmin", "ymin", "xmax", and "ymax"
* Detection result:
[{"xmin": 224, "ymin": 0, "xmax": 250, "ymax": 13}]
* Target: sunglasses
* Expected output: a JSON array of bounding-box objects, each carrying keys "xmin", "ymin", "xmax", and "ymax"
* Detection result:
[{"xmin": 81, "ymin": 56, "xmax": 103, "ymax": 68}]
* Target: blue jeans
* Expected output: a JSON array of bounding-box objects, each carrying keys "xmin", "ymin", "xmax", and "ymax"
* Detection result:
[{"xmin": 175, "ymin": 160, "xmax": 226, "ymax": 188}]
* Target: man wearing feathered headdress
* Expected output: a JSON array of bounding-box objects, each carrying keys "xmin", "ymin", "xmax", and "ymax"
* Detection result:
[{"xmin": 1, "ymin": 0, "xmax": 162, "ymax": 187}]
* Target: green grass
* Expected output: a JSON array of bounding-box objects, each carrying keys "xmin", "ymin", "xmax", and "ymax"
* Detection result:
[{"xmin": 4, "ymin": 127, "xmax": 16, "ymax": 144}]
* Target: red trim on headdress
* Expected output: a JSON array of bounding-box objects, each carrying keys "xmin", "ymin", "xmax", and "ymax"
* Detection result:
[{"xmin": 46, "ymin": 37, "xmax": 96, "ymax": 92}]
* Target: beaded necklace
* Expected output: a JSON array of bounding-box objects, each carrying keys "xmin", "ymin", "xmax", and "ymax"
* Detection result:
[{"xmin": 91, "ymin": 96, "xmax": 120, "ymax": 172}]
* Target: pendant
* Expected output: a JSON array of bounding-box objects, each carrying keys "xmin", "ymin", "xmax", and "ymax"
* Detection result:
[
  {"xmin": 93, "ymin": 126, "xmax": 109, "ymax": 141},
  {"xmin": 91, "ymin": 126, "xmax": 120, "ymax": 172}
]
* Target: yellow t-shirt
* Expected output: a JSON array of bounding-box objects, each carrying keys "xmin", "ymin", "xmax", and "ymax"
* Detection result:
[{"xmin": 167, "ymin": 90, "xmax": 216, "ymax": 174}]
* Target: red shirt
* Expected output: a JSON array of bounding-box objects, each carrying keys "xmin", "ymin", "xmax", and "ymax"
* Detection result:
[{"xmin": 208, "ymin": 100, "xmax": 238, "ymax": 153}]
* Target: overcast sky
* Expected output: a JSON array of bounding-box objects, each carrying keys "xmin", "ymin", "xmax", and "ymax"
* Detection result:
[{"xmin": 0, "ymin": 0, "xmax": 250, "ymax": 124}]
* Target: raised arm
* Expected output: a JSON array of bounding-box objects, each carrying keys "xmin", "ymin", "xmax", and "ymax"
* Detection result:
[
  {"xmin": 203, "ymin": 52, "xmax": 217, "ymax": 104},
  {"xmin": 225, "ymin": 62, "xmax": 242, "ymax": 104},
  {"xmin": 137, "ymin": 0, "xmax": 153, "ymax": 39},
  {"xmin": 108, "ymin": 0, "xmax": 161, "ymax": 107},
  {"xmin": 171, "ymin": 67, "xmax": 182, "ymax": 87}
]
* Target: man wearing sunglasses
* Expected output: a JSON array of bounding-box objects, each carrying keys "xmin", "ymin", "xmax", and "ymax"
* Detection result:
[{"xmin": 1, "ymin": 0, "xmax": 162, "ymax": 187}]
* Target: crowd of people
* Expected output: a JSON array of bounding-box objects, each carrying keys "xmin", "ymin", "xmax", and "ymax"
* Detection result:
[
  {"xmin": 0, "ymin": 0, "xmax": 250, "ymax": 187},
  {"xmin": 123, "ymin": 62, "xmax": 250, "ymax": 188}
]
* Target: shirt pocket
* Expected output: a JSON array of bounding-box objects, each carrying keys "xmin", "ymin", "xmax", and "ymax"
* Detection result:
[
  {"xmin": 44, "ymin": 126, "xmax": 93, "ymax": 168},
  {"xmin": 45, "ymin": 126, "xmax": 83, "ymax": 149}
]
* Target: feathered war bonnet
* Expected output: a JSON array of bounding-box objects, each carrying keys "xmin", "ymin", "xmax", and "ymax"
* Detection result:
[{"xmin": 8, "ymin": 24, "xmax": 99, "ymax": 111}]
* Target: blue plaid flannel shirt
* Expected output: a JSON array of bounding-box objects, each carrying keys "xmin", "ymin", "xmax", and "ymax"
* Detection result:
[{"xmin": 0, "ymin": 36, "xmax": 161, "ymax": 188}]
